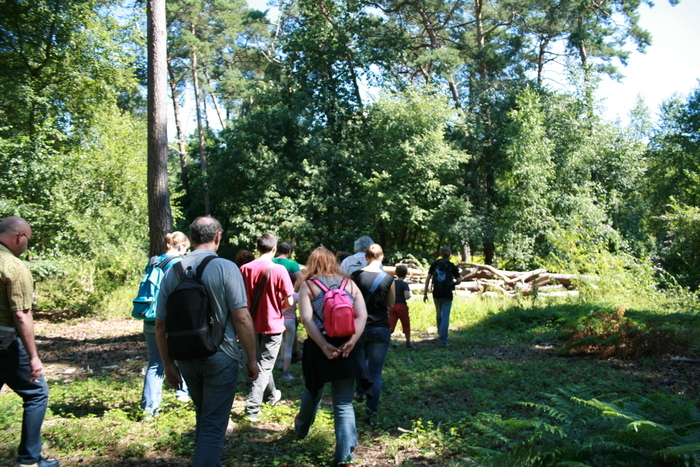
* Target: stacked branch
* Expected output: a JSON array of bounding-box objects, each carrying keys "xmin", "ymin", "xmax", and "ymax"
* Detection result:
[
  {"xmin": 457, "ymin": 262, "xmax": 595, "ymax": 297},
  {"xmin": 386, "ymin": 259, "xmax": 595, "ymax": 298}
]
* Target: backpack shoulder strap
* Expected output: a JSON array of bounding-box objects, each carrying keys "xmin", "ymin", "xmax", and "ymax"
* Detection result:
[
  {"xmin": 308, "ymin": 277, "xmax": 326, "ymax": 330},
  {"xmin": 250, "ymin": 266, "xmax": 272, "ymax": 318},
  {"xmin": 157, "ymin": 255, "xmax": 179, "ymax": 269},
  {"xmin": 195, "ymin": 255, "xmax": 218, "ymax": 278},
  {"xmin": 369, "ymin": 271, "xmax": 387, "ymax": 294},
  {"xmin": 172, "ymin": 261, "xmax": 185, "ymax": 279},
  {"xmin": 309, "ymin": 276, "xmax": 330, "ymax": 293}
]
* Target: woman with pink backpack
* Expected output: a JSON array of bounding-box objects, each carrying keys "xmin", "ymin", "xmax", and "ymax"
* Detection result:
[{"xmin": 294, "ymin": 247, "xmax": 369, "ymax": 467}]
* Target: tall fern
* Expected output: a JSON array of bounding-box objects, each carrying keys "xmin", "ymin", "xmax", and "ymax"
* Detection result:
[{"xmin": 469, "ymin": 388, "xmax": 700, "ymax": 466}]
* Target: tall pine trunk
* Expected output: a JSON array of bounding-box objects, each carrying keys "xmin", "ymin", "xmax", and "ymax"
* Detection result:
[
  {"xmin": 191, "ymin": 37, "xmax": 211, "ymax": 215},
  {"xmin": 147, "ymin": 0, "xmax": 172, "ymax": 256},
  {"xmin": 168, "ymin": 59, "xmax": 190, "ymax": 194}
]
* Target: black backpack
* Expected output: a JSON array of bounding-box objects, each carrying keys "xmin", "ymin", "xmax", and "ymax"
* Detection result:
[
  {"xmin": 432, "ymin": 259, "xmax": 454, "ymax": 296},
  {"xmin": 165, "ymin": 255, "xmax": 225, "ymax": 360}
]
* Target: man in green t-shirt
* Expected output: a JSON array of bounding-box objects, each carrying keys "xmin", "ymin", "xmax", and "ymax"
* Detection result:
[
  {"xmin": 272, "ymin": 242, "xmax": 303, "ymax": 378},
  {"xmin": 272, "ymin": 242, "xmax": 303, "ymax": 287},
  {"xmin": 0, "ymin": 216, "xmax": 59, "ymax": 467}
]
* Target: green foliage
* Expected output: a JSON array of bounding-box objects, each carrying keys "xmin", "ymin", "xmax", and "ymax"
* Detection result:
[
  {"xmin": 495, "ymin": 87, "xmax": 554, "ymax": 270},
  {"xmin": 477, "ymin": 389, "xmax": 700, "ymax": 467},
  {"xmin": 362, "ymin": 88, "xmax": 472, "ymax": 251},
  {"xmin": 647, "ymin": 87, "xmax": 700, "ymax": 212},
  {"xmin": 653, "ymin": 201, "xmax": 700, "ymax": 289}
]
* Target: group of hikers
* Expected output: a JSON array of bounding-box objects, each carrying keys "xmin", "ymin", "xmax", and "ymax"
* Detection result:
[{"xmin": 0, "ymin": 214, "xmax": 462, "ymax": 467}]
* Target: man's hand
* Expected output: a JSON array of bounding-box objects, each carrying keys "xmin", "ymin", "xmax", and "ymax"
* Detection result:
[
  {"xmin": 28, "ymin": 356, "xmax": 43, "ymax": 383},
  {"xmin": 246, "ymin": 359, "xmax": 259, "ymax": 381},
  {"xmin": 164, "ymin": 362, "xmax": 183, "ymax": 390},
  {"xmin": 423, "ymin": 293, "xmax": 429, "ymax": 303}
]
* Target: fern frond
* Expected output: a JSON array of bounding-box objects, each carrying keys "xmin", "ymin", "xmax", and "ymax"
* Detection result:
[{"xmin": 656, "ymin": 442, "xmax": 700, "ymax": 456}]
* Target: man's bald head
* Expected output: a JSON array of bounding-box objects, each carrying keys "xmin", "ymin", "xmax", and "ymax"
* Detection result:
[
  {"xmin": 0, "ymin": 216, "xmax": 29, "ymax": 234},
  {"xmin": 189, "ymin": 216, "xmax": 223, "ymax": 246},
  {"xmin": 0, "ymin": 216, "xmax": 32, "ymax": 257}
]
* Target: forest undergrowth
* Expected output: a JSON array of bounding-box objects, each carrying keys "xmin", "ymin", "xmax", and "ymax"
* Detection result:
[{"xmin": 1, "ymin": 293, "xmax": 700, "ymax": 466}]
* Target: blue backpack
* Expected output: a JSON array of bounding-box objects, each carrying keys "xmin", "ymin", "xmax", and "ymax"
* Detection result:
[{"xmin": 132, "ymin": 255, "xmax": 180, "ymax": 320}]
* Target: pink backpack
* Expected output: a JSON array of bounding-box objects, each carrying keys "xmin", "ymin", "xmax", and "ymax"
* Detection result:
[{"xmin": 309, "ymin": 277, "xmax": 356, "ymax": 338}]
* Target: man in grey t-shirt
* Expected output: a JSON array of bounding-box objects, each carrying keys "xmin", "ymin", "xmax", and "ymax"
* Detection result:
[{"xmin": 156, "ymin": 216, "xmax": 258, "ymax": 467}]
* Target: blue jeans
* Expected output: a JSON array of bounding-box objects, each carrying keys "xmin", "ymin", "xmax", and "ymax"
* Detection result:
[
  {"xmin": 0, "ymin": 338, "xmax": 50, "ymax": 465},
  {"xmin": 246, "ymin": 333, "xmax": 283, "ymax": 416},
  {"xmin": 295, "ymin": 378, "xmax": 356, "ymax": 465},
  {"xmin": 178, "ymin": 350, "xmax": 240, "ymax": 467},
  {"xmin": 142, "ymin": 325, "xmax": 188, "ymax": 415},
  {"xmin": 434, "ymin": 297, "xmax": 453, "ymax": 343},
  {"xmin": 361, "ymin": 326, "xmax": 391, "ymax": 413}
]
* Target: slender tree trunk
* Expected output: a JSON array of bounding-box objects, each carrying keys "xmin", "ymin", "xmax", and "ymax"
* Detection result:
[
  {"xmin": 191, "ymin": 39, "xmax": 211, "ymax": 215},
  {"xmin": 202, "ymin": 67, "xmax": 226, "ymax": 130},
  {"xmin": 147, "ymin": 0, "xmax": 172, "ymax": 256},
  {"xmin": 167, "ymin": 60, "xmax": 189, "ymax": 194},
  {"xmin": 475, "ymin": 0, "xmax": 487, "ymax": 80},
  {"xmin": 316, "ymin": 0, "xmax": 366, "ymax": 121},
  {"xmin": 537, "ymin": 36, "xmax": 550, "ymax": 87},
  {"xmin": 410, "ymin": 0, "xmax": 461, "ymax": 110}
]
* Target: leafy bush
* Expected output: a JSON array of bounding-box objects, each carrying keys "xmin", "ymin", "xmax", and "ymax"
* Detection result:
[
  {"xmin": 33, "ymin": 250, "xmax": 143, "ymax": 317},
  {"xmin": 655, "ymin": 202, "xmax": 700, "ymax": 289}
]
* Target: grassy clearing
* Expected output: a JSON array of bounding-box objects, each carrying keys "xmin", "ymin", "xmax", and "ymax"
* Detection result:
[{"xmin": 1, "ymin": 293, "xmax": 700, "ymax": 466}]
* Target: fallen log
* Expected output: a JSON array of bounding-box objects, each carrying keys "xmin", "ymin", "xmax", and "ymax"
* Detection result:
[{"xmin": 462, "ymin": 262, "xmax": 513, "ymax": 283}]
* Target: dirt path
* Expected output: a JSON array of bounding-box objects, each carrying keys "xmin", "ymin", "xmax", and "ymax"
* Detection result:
[{"xmin": 33, "ymin": 317, "xmax": 147, "ymax": 382}]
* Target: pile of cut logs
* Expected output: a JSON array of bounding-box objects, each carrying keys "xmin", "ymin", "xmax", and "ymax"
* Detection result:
[{"xmin": 385, "ymin": 261, "xmax": 593, "ymax": 298}]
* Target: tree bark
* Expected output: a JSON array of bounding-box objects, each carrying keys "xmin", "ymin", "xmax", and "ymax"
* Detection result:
[
  {"xmin": 190, "ymin": 37, "xmax": 211, "ymax": 215},
  {"xmin": 147, "ymin": 0, "xmax": 172, "ymax": 256},
  {"xmin": 167, "ymin": 59, "xmax": 189, "ymax": 194}
]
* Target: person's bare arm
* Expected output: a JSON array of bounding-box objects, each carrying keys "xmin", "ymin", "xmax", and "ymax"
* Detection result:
[
  {"xmin": 230, "ymin": 307, "xmax": 259, "ymax": 381},
  {"xmin": 156, "ymin": 319, "xmax": 182, "ymax": 390},
  {"xmin": 13, "ymin": 309, "xmax": 42, "ymax": 383},
  {"xmin": 337, "ymin": 281, "xmax": 368, "ymax": 357},
  {"xmin": 298, "ymin": 282, "xmax": 341, "ymax": 358},
  {"xmin": 293, "ymin": 271, "xmax": 304, "ymax": 292},
  {"xmin": 385, "ymin": 281, "xmax": 396, "ymax": 311},
  {"xmin": 423, "ymin": 274, "xmax": 432, "ymax": 302}
]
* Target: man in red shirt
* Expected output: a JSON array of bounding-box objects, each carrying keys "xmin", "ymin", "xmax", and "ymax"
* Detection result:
[{"xmin": 240, "ymin": 233, "xmax": 295, "ymax": 421}]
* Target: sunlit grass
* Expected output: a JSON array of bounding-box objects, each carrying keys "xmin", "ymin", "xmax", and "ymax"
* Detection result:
[{"xmin": 1, "ymin": 291, "xmax": 698, "ymax": 466}]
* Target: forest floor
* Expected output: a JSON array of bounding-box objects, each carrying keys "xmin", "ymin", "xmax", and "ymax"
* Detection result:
[{"xmin": 2, "ymin": 302, "xmax": 700, "ymax": 466}]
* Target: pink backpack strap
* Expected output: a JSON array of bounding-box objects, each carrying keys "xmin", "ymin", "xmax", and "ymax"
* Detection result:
[{"xmin": 308, "ymin": 277, "xmax": 330, "ymax": 299}]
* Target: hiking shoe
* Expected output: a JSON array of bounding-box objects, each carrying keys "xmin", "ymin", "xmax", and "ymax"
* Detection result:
[
  {"xmin": 294, "ymin": 413, "xmax": 307, "ymax": 439},
  {"xmin": 406, "ymin": 342, "xmax": 414, "ymax": 349},
  {"xmin": 247, "ymin": 412, "xmax": 260, "ymax": 422},
  {"xmin": 268, "ymin": 389, "xmax": 282, "ymax": 406},
  {"xmin": 19, "ymin": 458, "xmax": 60, "ymax": 467},
  {"xmin": 282, "ymin": 372, "xmax": 294, "ymax": 380}
]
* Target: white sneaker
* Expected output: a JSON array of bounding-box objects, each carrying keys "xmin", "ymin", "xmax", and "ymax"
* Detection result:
[{"xmin": 268, "ymin": 389, "xmax": 282, "ymax": 406}]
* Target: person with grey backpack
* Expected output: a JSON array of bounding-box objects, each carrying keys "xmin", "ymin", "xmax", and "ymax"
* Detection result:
[
  {"xmin": 350, "ymin": 243, "xmax": 395, "ymax": 419},
  {"xmin": 423, "ymin": 247, "xmax": 462, "ymax": 346},
  {"xmin": 155, "ymin": 216, "xmax": 258, "ymax": 467}
]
